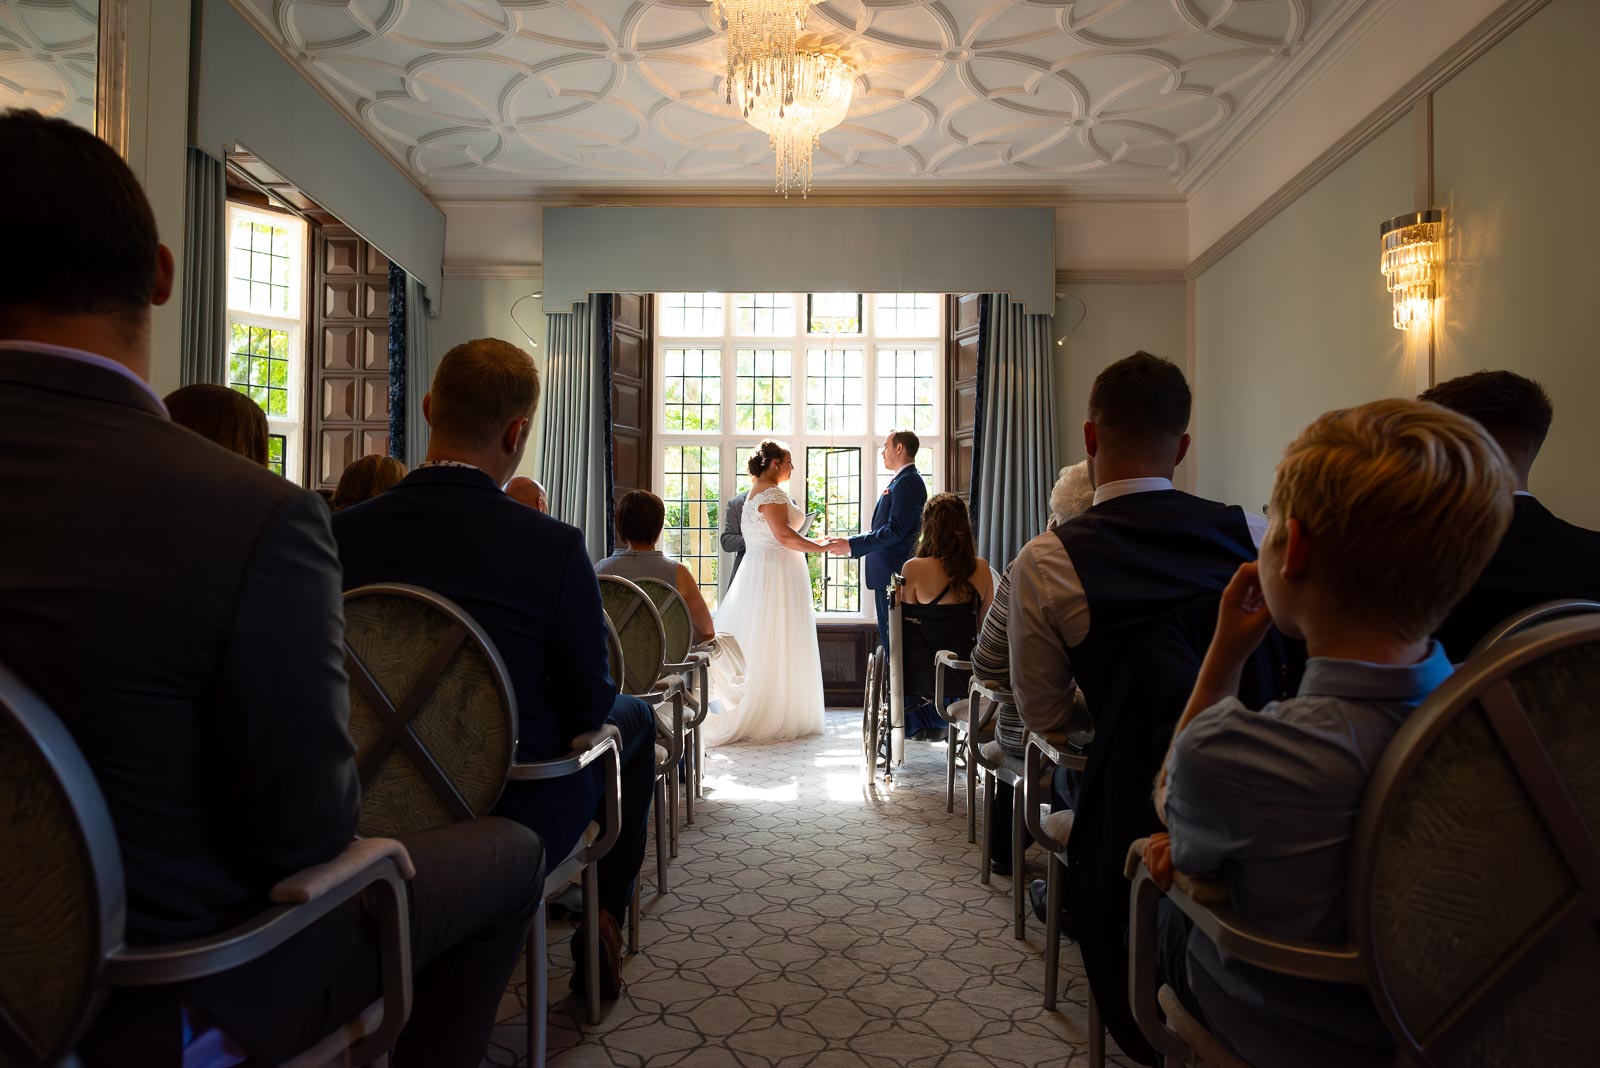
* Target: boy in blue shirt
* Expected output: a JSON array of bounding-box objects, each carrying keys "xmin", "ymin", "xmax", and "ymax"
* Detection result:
[{"xmin": 1143, "ymin": 398, "xmax": 1514, "ymax": 1066}]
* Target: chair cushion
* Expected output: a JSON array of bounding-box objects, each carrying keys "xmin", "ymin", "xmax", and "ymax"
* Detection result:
[
  {"xmin": 938, "ymin": 697, "xmax": 970, "ymax": 729},
  {"xmin": 978, "ymin": 740, "xmax": 1025, "ymax": 780},
  {"xmin": 654, "ymin": 743, "xmax": 670, "ymax": 770},
  {"xmin": 1042, "ymin": 809, "xmax": 1075, "ymax": 849}
]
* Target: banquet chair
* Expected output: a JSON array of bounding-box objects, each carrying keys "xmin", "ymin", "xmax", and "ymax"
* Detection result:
[
  {"xmin": 1468, "ymin": 597, "xmax": 1600, "ymax": 657},
  {"xmin": 970, "ymin": 677, "xmax": 1032, "ymax": 938},
  {"xmin": 937, "ymin": 565, "xmax": 1006, "ymax": 822},
  {"xmin": 1124, "ymin": 614, "xmax": 1600, "ymax": 1066},
  {"xmin": 632, "ymin": 576, "xmax": 714, "ymax": 820},
  {"xmin": 0, "ymin": 660, "xmax": 413, "ymax": 1068},
  {"xmin": 342, "ymin": 584, "xmax": 624, "ymax": 1058},
  {"xmin": 871, "ymin": 573, "xmax": 980, "ymax": 785},
  {"xmin": 598, "ymin": 576, "xmax": 688, "ymax": 858}
]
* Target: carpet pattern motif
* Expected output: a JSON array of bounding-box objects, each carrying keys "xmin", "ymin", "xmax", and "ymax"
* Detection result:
[{"xmin": 483, "ymin": 710, "xmax": 1129, "ymax": 1067}]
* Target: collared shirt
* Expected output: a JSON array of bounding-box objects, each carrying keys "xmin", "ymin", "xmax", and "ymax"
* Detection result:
[
  {"xmin": 0, "ymin": 339, "xmax": 167, "ymax": 413},
  {"xmin": 1008, "ymin": 478, "xmax": 1267, "ymax": 736},
  {"xmin": 1164, "ymin": 642, "xmax": 1454, "ymax": 1067}
]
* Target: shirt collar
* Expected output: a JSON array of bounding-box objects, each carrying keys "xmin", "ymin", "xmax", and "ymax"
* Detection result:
[
  {"xmin": 1092, "ymin": 476, "xmax": 1173, "ymax": 506},
  {"xmin": 0, "ymin": 340, "xmax": 167, "ymax": 414},
  {"xmin": 1513, "ymin": 490, "xmax": 1534, "ymax": 497},
  {"xmin": 1297, "ymin": 641, "xmax": 1453, "ymax": 706},
  {"xmin": 890, "ymin": 464, "xmax": 918, "ymax": 483}
]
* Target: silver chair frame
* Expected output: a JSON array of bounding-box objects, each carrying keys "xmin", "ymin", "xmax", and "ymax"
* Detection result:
[
  {"xmin": 631, "ymin": 576, "xmax": 714, "ymax": 824},
  {"xmin": 1468, "ymin": 597, "xmax": 1600, "ymax": 657},
  {"xmin": 970, "ymin": 678, "xmax": 1029, "ymax": 938}
]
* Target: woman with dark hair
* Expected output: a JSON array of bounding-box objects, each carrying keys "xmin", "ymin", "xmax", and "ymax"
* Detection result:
[
  {"xmin": 703, "ymin": 439, "xmax": 834, "ymax": 745},
  {"xmin": 332, "ymin": 454, "xmax": 408, "ymax": 511},
  {"xmin": 898, "ymin": 492, "xmax": 994, "ymax": 738},
  {"xmin": 596, "ymin": 489, "xmax": 715, "ymax": 643},
  {"xmin": 164, "ymin": 384, "xmax": 269, "ymax": 467}
]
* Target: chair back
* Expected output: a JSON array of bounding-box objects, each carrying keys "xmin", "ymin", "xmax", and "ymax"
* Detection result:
[
  {"xmin": 1468, "ymin": 598, "xmax": 1600, "ymax": 657},
  {"xmin": 898, "ymin": 599, "xmax": 979, "ymax": 698},
  {"xmin": 604, "ymin": 615, "xmax": 625, "ymax": 690},
  {"xmin": 598, "ymin": 575, "xmax": 666, "ymax": 695},
  {"xmin": 0, "ymin": 662, "xmax": 124, "ymax": 1068},
  {"xmin": 634, "ymin": 577, "xmax": 694, "ymax": 663},
  {"xmin": 343, "ymin": 584, "xmax": 517, "ymax": 836},
  {"xmin": 1351, "ymin": 615, "xmax": 1600, "ymax": 1063}
]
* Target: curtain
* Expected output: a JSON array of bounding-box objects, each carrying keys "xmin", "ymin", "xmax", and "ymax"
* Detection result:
[
  {"xmin": 404, "ymin": 275, "xmax": 432, "ymax": 468},
  {"xmin": 536, "ymin": 298, "xmax": 611, "ymax": 562},
  {"xmin": 387, "ymin": 263, "xmax": 406, "ymax": 460},
  {"xmin": 180, "ymin": 147, "xmax": 227, "ymax": 386},
  {"xmin": 972, "ymin": 294, "xmax": 1058, "ymax": 570}
]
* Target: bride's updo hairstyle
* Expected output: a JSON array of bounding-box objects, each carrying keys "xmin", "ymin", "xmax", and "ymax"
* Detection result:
[
  {"xmin": 916, "ymin": 493, "xmax": 980, "ymax": 602},
  {"xmin": 748, "ymin": 439, "xmax": 789, "ymax": 478}
]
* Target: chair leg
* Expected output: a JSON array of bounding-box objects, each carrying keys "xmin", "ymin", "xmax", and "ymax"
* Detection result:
[
  {"xmin": 945, "ymin": 727, "xmax": 957, "ymax": 814},
  {"xmin": 695, "ymin": 726, "xmax": 705, "ymax": 799},
  {"xmin": 582, "ymin": 864, "xmax": 601, "ymax": 1025},
  {"xmin": 1089, "ymin": 991, "xmax": 1105, "ymax": 1068},
  {"xmin": 1012, "ymin": 780, "xmax": 1027, "ymax": 940},
  {"xmin": 978, "ymin": 769, "xmax": 994, "ymax": 885},
  {"xmin": 684, "ymin": 729, "xmax": 696, "ymax": 826},
  {"xmin": 629, "ymin": 873, "xmax": 640, "ymax": 956},
  {"xmin": 655, "ymin": 774, "xmax": 669, "ymax": 894},
  {"xmin": 1044, "ymin": 855, "xmax": 1062, "ymax": 1011},
  {"xmin": 528, "ymin": 899, "xmax": 547, "ymax": 1067},
  {"xmin": 668, "ymin": 767, "xmax": 680, "ymax": 859},
  {"xmin": 966, "ymin": 738, "xmax": 977, "ymax": 844}
]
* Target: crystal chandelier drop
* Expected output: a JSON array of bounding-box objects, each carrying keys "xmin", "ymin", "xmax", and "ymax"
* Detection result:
[
  {"xmin": 1380, "ymin": 209, "xmax": 1444, "ymax": 330},
  {"xmin": 710, "ymin": 0, "xmax": 814, "ymax": 113},
  {"xmin": 734, "ymin": 51, "xmax": 854, "ymax": 197}
]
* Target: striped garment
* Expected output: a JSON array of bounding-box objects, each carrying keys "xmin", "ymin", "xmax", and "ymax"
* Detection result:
[{"xmin": 970, "ymin": 567, "xmax": 1028, "ymax": 757}]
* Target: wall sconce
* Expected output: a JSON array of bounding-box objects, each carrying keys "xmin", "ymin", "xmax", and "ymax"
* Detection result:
[
  {"xmin": 1380, "ymin": 210, "xmax": 1443, "ymax": 330},
  {"xmin": 509, "ymin": 290, "xmax": 543, "ymax": 348}
]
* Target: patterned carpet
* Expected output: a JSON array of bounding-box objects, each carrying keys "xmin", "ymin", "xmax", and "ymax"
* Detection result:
[{"xmin": 482, "ymin": 710, "xmax": 1128, "ymax": 1067}]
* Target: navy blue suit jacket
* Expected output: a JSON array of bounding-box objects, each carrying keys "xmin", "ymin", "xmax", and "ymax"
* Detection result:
[
  {"xmin": 850, "ymin": 465, "xmax": 927, "ymax": 589},
  {"xmin": 332, "ymin": 466, "xmax": 617, "ymax": 858}
]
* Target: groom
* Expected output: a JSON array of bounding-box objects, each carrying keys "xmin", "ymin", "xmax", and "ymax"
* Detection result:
[{"xmin": 827, "ymin": 429, "xmax": 928, "ymax": 653}]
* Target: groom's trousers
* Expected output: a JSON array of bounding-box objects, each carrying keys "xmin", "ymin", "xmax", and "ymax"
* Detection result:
[{"xmin": 873, "ymin": 584, "xmax": 891, "ymax": 654}]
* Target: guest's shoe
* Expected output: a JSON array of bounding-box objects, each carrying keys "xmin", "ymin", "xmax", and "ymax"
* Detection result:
[
  {"xmin": 1030, "ymin": 878, "xmax": 1078, "ymax": 938},
  {"xmin": 569, "ymin": 910, "xmax": 623, "ymax": 999},
  {"xmin": 989, "ymin": 856, "xmax": 1012, "ymax": 878}
]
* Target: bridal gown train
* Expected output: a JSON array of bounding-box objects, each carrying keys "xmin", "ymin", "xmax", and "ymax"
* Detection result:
[{"xmin": 703, "ymin": 487, "xmax": 826, "ymax": 745}]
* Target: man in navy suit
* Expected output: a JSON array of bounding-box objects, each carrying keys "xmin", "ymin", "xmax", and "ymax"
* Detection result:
[
  {"xmin": 829, "ymin": 429, "xmax": 929, "ymax": 653},
  {"xmin": 1420, "ymin": 370, "xmax": 1600, "ymax": 659},
  {"xmin": 334, "ymin": 338, "xmax": 655, "ymax": 996}
]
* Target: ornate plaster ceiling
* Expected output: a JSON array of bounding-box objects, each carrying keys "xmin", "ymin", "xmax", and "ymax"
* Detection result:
[
  {"xmin": 238, "ymin": 0, "xmax": 1370, "ymax": 194},
  {"xmin": 0, "ymin": 0, "xmax": 97, "ymax": 132}
]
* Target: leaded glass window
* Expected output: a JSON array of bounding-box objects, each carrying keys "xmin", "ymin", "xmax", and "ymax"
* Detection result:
[
  {"xmin": 733, "ymin": 293, "xmax": 794, "ymax": 336},
  {"xmin": 806, "ymin": 292, "xmax": 862, "ymax": 334},
  {"xmin": 875, "ymin": 347, "xmax": 936, "ymax": 433},
  {"xmin": 804, "ymin": 346, "xmax": 865, "ymax": 432},
  {"xmin": 663, "ymin": 348, "xmax": 722, "ymax": 431},
  {"xmin": 659, "ymin": 293, "xmax": 723, "ymax": 336},
  {"xmin": 662, "ymin": 445, "xmax": 721, "ymax": 607},
  {"xmin": 228, "ymin": 323, "xmax": 291, "ymax": 417},
  {"xmin": 806, "ymin": 446, "xmax": 861, "ymax": 613},
  {"xmin": 229, "ymin": 215, "xmax": 297, "ymax": 317},
  {"xmin": 734, "ymin": 349, "xmax": 792, "ymax": 432},
  {"xmin": 874, "ymin": 293, "xmax": 940, "ymax": 337}
]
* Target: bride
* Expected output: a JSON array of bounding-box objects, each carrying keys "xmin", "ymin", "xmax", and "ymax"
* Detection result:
[{"xmin": 704, "ymin": 440, "xmax": 832, "ymax": 745}]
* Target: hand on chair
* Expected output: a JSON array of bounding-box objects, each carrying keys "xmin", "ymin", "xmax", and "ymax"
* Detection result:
[{"xmin": 1143, "ymin": 832, "xmax": 1174, "ymax": 892}]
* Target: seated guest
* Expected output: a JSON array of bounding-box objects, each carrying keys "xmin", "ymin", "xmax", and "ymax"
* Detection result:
[
  {"xmin": 1147, "ymin": 399, "xmax": 1512, "ymax": 1067},
  {"xmin": 898, "ymin": 492, "xmax": 994, "ymax": 740},
  {"xmin": 1006, "ymin": 352, "xmax": 1271, "ymax": 1060},
  {"xmin": 1418, "ymin": 370, "xmax": 1600, "ymax": 659},
  {"xmin": 0, "ymin": 108, "xmax": 542, "ymax": 1068},
  {"xmin": 332, "ymin": 453, "xmax": 407, "ymax": 511},
  {"xmin": 164, "ymin": 382, "xmax": 269, "ymax": 466},
  {"xmin": 596, "ymin": 489, "xmax": 715, "ymax": 645},
  {"xmin": 507, "ymin": 474, "xmax": 548, "ymax": 513},
  {"xmin": 978, "ymin": 461, "xmax": 1093, "ymax": 874},
  {"xmin": 334, "ymin": 338, "xmax": 656, "ymax": 995}
]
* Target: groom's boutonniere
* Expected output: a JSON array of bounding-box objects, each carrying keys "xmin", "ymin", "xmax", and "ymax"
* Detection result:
[{"xmin": 880, "ymin": 488, "xmax": 890, "ymax": 497}]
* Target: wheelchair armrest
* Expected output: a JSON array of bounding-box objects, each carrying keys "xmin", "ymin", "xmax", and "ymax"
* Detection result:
[
  {"xmin": 933, "ymin": 649, "xmax": 971, "ymax": 709},
  {"xmin": 105, "ymin": 841, "xmax": 413, "ymax": 988}
]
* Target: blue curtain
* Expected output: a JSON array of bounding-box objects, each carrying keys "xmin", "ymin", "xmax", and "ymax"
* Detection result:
[
  {"xmin": 972, "ymin": 294, "xmax": 1057, "ymax": 569},
  {"xmin": 404, "ymin": 275, "xmax": 432, "ymax": 468},
  {"xmin": 535, "ymin": 298, "xmax": 611, "ymax": 562},
  {"xmin": 387, "ymin": 263, "xmax": 406, "ymax": 459},
  {"xmin": 180, "ymin": 148, "xmax": 227, "ymax": 385}
]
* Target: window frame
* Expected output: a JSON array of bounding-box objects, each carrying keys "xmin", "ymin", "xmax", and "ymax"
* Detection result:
[
  {"xmin": 224, "ymin": 202, "xmax": 309, "ymax": 483},
  {"xmin": 651, "ymin": 292, "xmax": 944, "ymax": 620}
]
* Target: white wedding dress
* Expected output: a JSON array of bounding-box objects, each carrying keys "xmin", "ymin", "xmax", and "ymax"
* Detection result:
[{"xmin": 703, "ymin": 486, "xmax": 826, "ymax": 745}]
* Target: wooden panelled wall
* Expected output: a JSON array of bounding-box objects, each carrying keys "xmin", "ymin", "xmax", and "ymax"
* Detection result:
[
  {"xmin": 947, "ymin": 293, "xmax": 981, "ymax": 506},
  {"xmin": 609, "ymin": 294, "xmax": 654, "ymax": 518},
  {"xmin": 311, "ymin": 226, "xmax": 392, "ymax": 491}
]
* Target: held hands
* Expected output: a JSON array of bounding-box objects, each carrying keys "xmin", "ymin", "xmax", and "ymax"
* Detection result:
[
  {"xmin": 1209, "ymin": 561, "xmax": 1275, "ymax": 670},
  {"xmin": 823, "ymin": 537, "xmax": 852, "ymax": 556}
]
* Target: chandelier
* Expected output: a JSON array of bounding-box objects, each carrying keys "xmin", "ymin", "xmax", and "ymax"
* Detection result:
[
  {"xmin": 710, "ymin": 0, "xmax": 814, "ymax": 113},
  {"xmin": 1380, "ymin": 209, "xmax": 1444, "ymax": 330},
  {"xmin": 734, "ymin": 50, "xmax": 854, "ymax": 197}
]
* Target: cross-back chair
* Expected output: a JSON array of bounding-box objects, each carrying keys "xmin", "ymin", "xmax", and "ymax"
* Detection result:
[
  {"xmin": 632, "ymin": 576, "xmax": 713, "ymax": 821},
  {"xmin": 342, "ymin": 584, "xmax": 623, "ymax": 1059},
  {"xmin": 1469, "ymin": 597, "xmax": 1600, "ymax": 657},
  {"xmin": 1126, "ymin": 614, "xmax": 1600, "ymax": 1066},
  {"xmin": 0, "ymin": 660, "xmax": 412, "ymax": 1068}
]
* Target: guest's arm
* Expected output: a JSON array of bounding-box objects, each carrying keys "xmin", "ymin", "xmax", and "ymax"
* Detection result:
[
  {"xmin": 760, "ymin": 500, "xmax": 828, "ymax": 552},
  {"xmin": 676, "ymin": 563, "xmax": 716, "ymax": 644},
  {"xmin": 216, "ymin": 490, "xmax": 359, "ymax": 878},
  {"xmin": 549, "ymin": 526, "xmax": 621, "ymax": 737},
  {"xmin": 847, "ymin": 476, "xmax": 926, "ymax": 558},
  {"xmin": 1009, "ymin": 537, "xmax": 1088, "ymax": 735},
  {"xmin": 970, "ymin": 569, "xmax": 1012, "ymax": 688},
  {"xmin": 720, "ymin": 496, "xmax": 745, "ymax": 555}
]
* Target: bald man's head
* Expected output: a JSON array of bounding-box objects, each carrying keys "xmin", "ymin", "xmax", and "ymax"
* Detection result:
[{"xmin": 507, "ymin": 476, "xmax": 548, "ymax": 513}]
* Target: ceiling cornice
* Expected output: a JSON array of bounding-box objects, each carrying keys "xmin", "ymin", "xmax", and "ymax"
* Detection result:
[{"xmin": 433, "ymin": 191, "xmax": 1188, "ymax": 208}]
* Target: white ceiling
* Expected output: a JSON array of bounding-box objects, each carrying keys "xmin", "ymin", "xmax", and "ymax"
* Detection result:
[
  {"xmin": 238, "ymin": 0, "xmax": 1371, "ymax": 196},
  {"xmin": 0, "ymin": 0, "xmax": 97, "ymax": 132}
]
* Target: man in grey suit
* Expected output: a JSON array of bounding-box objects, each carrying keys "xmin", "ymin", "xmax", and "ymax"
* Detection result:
[
  {"xmin": 722, "ymin": 489, "xmax": 749, "ymax": 583},
  {"xmin": 0, "ymin": 108, "xmax": 541, "ymax": 1068}
]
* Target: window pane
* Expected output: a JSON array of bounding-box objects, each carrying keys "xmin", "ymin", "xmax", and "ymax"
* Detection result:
[
  {"xmin": 876, "ymin": 347, "xmax": 936, "ymax": 433},
  {"xmin": 229, "ymin": 217, "xmax": 295, "ymax": 317},
  {"xmin": 662, "ymin": 445, "xmax": 721, "ymax": 609},
  {"xmin": 878, "ymin": 449, "xmax": 936, "ymax": 498},
  {"xmin": 804, "ymin": 347, "xmax": 865, "ymax": 432},
  {"xmin": 806, "ymin": 293, "xmax": 861, "ymax": 334},
  {"xmin": 733, "ymin": 444, "xmax": 761, "ymax": 499},
  {"xmin": 874, "ymin": 293, "xmax": 940, "ymax": 337},
  {"xmin": 732, "ymin": 293, "xmax": 794, "ymax": 336},
  {"xmin": 266, "ymin": 434, "xmax": 286, "ymax": 478},
  {"xmin": 227, "ymin": 320, "xmax": 291, "ymax": 424},
  {"xmin": 662, "ymin": 348, "xmax": 721, "ymax": 431},
  {"xmin": 734, "ymin": 348, "xmax": 791, "ymax": 432},
  {"xmin": 806, "ymin": 446, "xmax": 861, "ymax": 613},
  {"xmin": 659, "ymin": 293, "xmax": 724, "ymax": 336}
]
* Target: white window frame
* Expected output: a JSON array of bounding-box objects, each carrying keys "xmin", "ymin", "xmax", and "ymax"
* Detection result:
[
  {"xmin": 653, "ymin": 292, "xmax": 944, "ymax": 620},
  {"xmin": 224, "ymin": 203, "xmax": 308, "ymax": 484}
]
